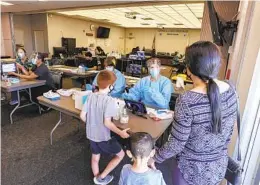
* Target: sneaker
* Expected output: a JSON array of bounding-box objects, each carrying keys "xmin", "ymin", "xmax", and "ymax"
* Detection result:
[
  {"xmin": 9, "ymin": 100, "xmax": 18, "ymax": 105},
  {"xmin": 93, "ymin": 175, "xmax": 114, "ymax": 185}
]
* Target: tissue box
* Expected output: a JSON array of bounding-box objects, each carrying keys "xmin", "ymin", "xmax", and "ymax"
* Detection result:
[{"xmin": 74, "ymin": 91, "xmax": 92, "ymax": 110}]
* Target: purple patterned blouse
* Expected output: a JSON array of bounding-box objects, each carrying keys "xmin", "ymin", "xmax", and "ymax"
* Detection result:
[{"xmin": 154, "ymin": 88, "xmax": 237, "ymax": 185}]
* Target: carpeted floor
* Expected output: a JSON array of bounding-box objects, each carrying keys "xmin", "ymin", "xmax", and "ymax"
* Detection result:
[{"xmin": 1, "ymin": 103, "xmax": 174, "ymax": 185}]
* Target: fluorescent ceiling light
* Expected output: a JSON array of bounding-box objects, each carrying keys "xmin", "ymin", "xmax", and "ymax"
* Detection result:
[
  {"xmin": 58, "ymin": 3, "xmax": 203, "ymax": 29},
  {"xmin": 0, "ymin": 1, "xmax": 13, "ymax": 6}
]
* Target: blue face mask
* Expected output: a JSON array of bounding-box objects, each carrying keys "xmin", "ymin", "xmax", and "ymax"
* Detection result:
[
  {"xmin": 32, "ymin": 58, "xmax": 37, "ymax": 65},
  {"xmin": 149, "ymin": 68, "xmax": 160, "ymax": 78}
]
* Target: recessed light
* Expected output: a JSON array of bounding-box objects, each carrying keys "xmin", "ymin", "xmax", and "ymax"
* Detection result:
[{"xmin": 0, "ymin": 1, "xmax": 14, "ymax": 6}]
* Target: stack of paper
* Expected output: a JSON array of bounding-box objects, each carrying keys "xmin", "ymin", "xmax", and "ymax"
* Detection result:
[{"xmin": 146, "ymin": 108, "xmax": 173, "ymax": 120}]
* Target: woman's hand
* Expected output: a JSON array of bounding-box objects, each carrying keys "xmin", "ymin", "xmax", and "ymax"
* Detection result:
[
  {"xmin": 8, "ymin": 72, "xmax": 16, "ymax": 76},
  {"xmin": 148, "ymin": 157, "xmax": 156, "ymax": 170}
]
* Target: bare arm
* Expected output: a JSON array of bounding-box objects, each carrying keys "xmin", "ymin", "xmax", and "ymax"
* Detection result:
[
  {"xmin": 17, "ymin": 63, "xmax": 30, "ymax": 75},
  {"xmin": 89, "ymin": 66, "xmax": 97, "ymax": 70},
  {"xmin": 80, "ymin": 110, "xmax": 87, "ymax": 122},
  {"xmin": 11, "ymin": 71, "xmax": 38, "ymax": 80},
  {"xmin": 104, "ymin": 118, "xmax": 129, "ymax": 138}
]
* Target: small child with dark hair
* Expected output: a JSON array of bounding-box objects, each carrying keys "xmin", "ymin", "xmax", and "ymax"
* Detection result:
[
  {"xmin": 80, "ymin": 70, "xmax": 130, "ymax": 185},
  {"xmin": 119, "ymin": 132, "xmax": 166, "ymax": 185}
]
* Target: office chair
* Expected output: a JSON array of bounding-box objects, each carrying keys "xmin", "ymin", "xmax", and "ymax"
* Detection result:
[{"xmin": 50, "ymin": 71, "xmax": 63, "ymax": 91}]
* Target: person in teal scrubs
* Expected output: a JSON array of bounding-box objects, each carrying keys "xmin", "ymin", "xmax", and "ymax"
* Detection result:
[
  {"xmin": 92, "ymin": 56, "xmax": 126, "ymax": 98},
  {"xmin": 122, "ymin": 58, "xmax": 173, "ymax": 109}
]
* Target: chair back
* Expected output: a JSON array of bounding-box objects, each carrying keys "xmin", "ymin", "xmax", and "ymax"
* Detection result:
[{"xmin": 50, "ymin": 71, "xmax": 63, "ymax": 90}]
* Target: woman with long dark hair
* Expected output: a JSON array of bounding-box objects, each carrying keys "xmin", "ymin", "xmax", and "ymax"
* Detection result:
[{"xmin": 149, "ymin": 41, "xmax": 237, "ymax": 185}]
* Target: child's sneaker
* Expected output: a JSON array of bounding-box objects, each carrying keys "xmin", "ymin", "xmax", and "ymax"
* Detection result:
[{"xmin": 93, "ymin": 175, "xmax": 114, "ymax": 185}]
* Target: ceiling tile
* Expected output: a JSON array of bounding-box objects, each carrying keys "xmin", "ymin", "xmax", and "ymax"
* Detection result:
[{"xmin": 58, "ymin": 2, "xmax": 204, "ymax": 29}]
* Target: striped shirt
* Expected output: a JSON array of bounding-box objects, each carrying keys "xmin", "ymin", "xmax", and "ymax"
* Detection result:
[{"xmin": 154, "ymin": 87, "xmax": 237, "ymax": 185}]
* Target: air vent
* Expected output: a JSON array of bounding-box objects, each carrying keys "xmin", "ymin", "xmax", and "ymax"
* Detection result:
[
  {"xmin": 174, "ymin": 23, "xmax": 184, "ymax": 26},
  {"xmin": 130, "ymin": 12, "xmax": 140, "ymax": 15},
  {"xmin": 167, "ymin": 33, "xmax": 179, "ymax": 36},
  {"xmin": 141, "ymin": 23, "xmax": 150, "ymax": 25},
  {"xmin": 157, "ymin": 23, "xmax": 166, "ymax": 26},
  {"xmin": 96, "ymin": 19, "xmax": 109, "ymax": 22},
  {"xmin": 142, "ymin": 17, "xmax": 154, "ymax": 21}
]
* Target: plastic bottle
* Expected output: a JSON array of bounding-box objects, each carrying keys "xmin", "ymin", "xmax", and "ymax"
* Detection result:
[
  {"xmin": 114, "ymin": 102, "xmax": 120, "ymax": 120},
  {"xmin": 120, "ymin": 107, "xmax": 129, "ymax": 124}
]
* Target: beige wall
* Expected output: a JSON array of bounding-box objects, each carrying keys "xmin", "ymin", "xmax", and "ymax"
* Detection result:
[
  {"xmin": 13, "ymin": 13, "xmax": 48, "ymax": 55},
  {"xmin": 13, "ymin": 14, "xmax": 33, "ymax": 55},
  {"xmin": 47, "ymin": 14, "xmax": 125, "ymax": 55},
  {"xmin": 125, "ymin": 28, "xmax": 201, "ymax": 55},
  {"xmin": 1, "ymin": 13, "xmax": 14, "ymax": 57},
  {"xmin": 31, "ymin": 14, "xmax": 49, "ymax": 53}
]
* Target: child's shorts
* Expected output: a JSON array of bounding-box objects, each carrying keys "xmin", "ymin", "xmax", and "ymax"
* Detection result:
[{"xmin": 90, "ymin": 137, "xmax": 122, "ymax": 155}]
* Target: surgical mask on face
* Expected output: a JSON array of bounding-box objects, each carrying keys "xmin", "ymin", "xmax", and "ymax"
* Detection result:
[
  {"xmin": 149, "ymin": 68, "xmax": 160, "ymax": 78},
  {"xmin": 106, "ymin": 66, "xmax": 114, "ymax": 71},
  {"xmin": 32, "ymin": 58, "xmax": 37, "ymax": 65},
  {"xmin": 18, "ymin": 53, "xmax": 25, "ymax": 59}
]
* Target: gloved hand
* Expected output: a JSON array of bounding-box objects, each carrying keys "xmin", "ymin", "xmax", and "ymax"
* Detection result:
[{"xmin": 85, "ymin": 84, "xmax": 92, "ymax": 91}]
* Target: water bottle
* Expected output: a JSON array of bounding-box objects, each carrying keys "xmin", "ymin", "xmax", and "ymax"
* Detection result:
[{"xmin": 120, "ymin": 108, "xmax": 129, "ymax": 124}]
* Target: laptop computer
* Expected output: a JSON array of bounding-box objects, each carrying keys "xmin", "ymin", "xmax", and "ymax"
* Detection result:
[{"xmin": 1, "ymin": 63, "xmax": 17, "ymax": 77}]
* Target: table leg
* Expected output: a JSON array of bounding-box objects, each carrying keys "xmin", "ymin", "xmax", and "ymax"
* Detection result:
[
  {"xmin": 50, "ymin": 111, "xmax": 62, "ymax": 145},
  {"xmin": 10, "ymin": 90, "xmax": 21, "ymax": 124},
  {"xmin": 77, "ymin": 120, "xmax": 80, "ymax": 132},
  {"xmin": 28, "ymin": 88, "xmax": 41, "ymax": 114}
]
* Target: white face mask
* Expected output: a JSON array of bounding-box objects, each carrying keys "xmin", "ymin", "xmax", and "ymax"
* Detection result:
[
  {"xmin": 106, "ymin": 66, "xmax": 114, "ymax": 71},
  {"xmin": 18, "ymin": 53, "xmax": 25, "ymax": 59}
]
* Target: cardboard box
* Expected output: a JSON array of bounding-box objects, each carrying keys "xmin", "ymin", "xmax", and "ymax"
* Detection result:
[{"xmin": 74, "ymin": 90, "xmax": 92, "ymax": 110}]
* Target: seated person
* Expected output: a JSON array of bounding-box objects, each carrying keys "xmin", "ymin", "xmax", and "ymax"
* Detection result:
[
  {"xmin": 80, "ymin": 70, "xmax": 129, "ymax": 185},
  {"xmin": 74, "ymin": 51, "xmax": 98, "ymax": 88},
  {"xmin": 122, "ymin": 58, "xmax": 173, "ymax": 109},
  {"xmin": 9, "ymin": 52, "xmax": 54, "ymax": 108},
  {"xmin": 78, "ymin": 51, "xmax": 98, "ymax": 70},
  {"xmin": 119, "ymin": 132, "xmax": 166, "ymax": 185},
  {"xmin": 10, "ymin": 47, "xmax": 36, "ymax": 105},
  {"xmin": 95, "ymin": 46, "xmax": 106, "ymax": 56},
  {"xmin": 92, "ymin": 56, "xmax": 126, "ymax": 98}
]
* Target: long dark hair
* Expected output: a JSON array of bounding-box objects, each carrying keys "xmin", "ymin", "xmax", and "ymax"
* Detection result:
[{"xmin": 185, "ymin": 41, "xmax": 222, "ymax": 134}]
